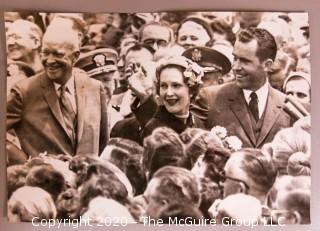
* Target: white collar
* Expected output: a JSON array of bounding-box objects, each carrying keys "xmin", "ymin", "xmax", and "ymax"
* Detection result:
[{"xmin": 243, "ymin": 81, "xmax": 269, "ymax": 118}]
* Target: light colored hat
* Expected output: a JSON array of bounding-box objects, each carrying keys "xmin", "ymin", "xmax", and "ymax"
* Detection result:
[
  {"xmin": 283, "ymin": 71, "xmax": 311, "ymax": 91},
  {"xmin": 156, "ymin": 55, "xmax": 204, "ymax": 88}
]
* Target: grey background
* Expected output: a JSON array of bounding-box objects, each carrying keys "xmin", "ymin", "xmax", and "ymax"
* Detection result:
[{"xmin": 0, "ymin": 0, "xmax": 318, "ymax": 230}]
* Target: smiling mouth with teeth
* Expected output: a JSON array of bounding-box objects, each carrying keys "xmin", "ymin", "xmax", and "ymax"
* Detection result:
[{"xmin": 166, "ymin": 99, "xmax": 178, "ymax": 105}]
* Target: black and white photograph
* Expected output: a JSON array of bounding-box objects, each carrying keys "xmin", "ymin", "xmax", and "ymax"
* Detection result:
[{"xmin": 4, "ymin": 10, "xmax": 311, "ymax": 225}]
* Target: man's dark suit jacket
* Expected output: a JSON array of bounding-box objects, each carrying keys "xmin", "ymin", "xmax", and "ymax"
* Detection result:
[
  {"xmin": 7, "ymin": 68, "xmax": 108, "ymax": 157},
  {"xmin": 191, "ymin": 82, "xmax": 292, "ymax": 148}
]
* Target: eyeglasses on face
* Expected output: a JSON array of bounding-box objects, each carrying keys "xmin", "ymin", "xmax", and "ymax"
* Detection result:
[{"xmin": 218, "ymin": 169, "xmax": 250, "ymax": 192}]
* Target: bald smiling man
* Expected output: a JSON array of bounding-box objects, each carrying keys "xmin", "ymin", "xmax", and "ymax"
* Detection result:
[{"xmin": 7, "ymin": 26, "xmax": 108, "ymax": 157}]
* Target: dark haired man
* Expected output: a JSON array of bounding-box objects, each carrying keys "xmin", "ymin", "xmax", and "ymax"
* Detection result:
[
  {"xmin": 143, "ymin": 166, "xmax": 201, "ymax": 218},
  {"xmin": 139, "ymin": 22, "xmax": 173, "ymax": 52},
  {"xmin": 192, "ymin": 27, "xmax": 293, "ymax": 148},
  {"xmin": 221, "ymin": 148, "xmax": 277, "ymax": 203}
]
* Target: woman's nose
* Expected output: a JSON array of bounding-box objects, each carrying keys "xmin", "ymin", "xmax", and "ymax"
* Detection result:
[{"xmin": 166, "ymin": 86, "xmax": 174, "ymax": 96}]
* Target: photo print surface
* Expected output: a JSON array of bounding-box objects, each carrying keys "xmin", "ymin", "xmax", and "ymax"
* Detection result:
[{"xmin": 4, "ymin": 10, "xmax": 311, "ymax": 226}]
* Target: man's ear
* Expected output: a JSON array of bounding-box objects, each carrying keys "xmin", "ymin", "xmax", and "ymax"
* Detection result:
[
  {"xmin": 239, "ymin": 182, "xmax": 248, "ymax": 194},
  {"xmin": 32, "ymin": 37, "xmax": 41, "ymax": 50},
  {"xmin": 263, "ymin": 58, "xmax": 274, "ymax": 72}
]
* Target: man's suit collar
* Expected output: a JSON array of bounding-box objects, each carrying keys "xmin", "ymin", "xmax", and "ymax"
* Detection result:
[
  {"xmin": 74, "ymin": 68, "xmax": 87, "ymax": 145},
  {"xmin": 40, "ymin": 68, "xmax": 88, "ymax": 146},
  {"xmin": 228, "ymin": 83, "xmax": 285, "ymax": 147},
  {"xmin": 256, "ymin": 86, "xmax": 285, "ymax": 147},
  {"xmin": 229, "ymin": 85, "xmax": 257, "ymax": 145}
]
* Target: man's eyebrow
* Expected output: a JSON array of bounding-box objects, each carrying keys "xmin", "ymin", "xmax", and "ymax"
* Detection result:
[{"xmin": 233, "ymin": 53, "xmax": 251, "ymax": 62}]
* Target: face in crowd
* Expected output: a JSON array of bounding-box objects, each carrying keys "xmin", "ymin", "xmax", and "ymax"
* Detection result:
[
  {"xmin": 232, "ymin": 39, "xmax": 268, "ymax": 91},
  {"xmin": 232, "ymin": 28, "xmax": 276, "ymax": 91},
  {"xmin": 124, "ymin": 46, "xmax": 155, "ymax": 93},
  {"xmin": 159, "ymin": 66, "xmax": 190, "ymax": 116},
  {"xmin": 6, "ymin": 19, "xmax": 42, "ymax": 62},
  {"xmin": 285, "ymin": 77, "xmax": 311, "ymax": 105},
  {"xmin": 40, "ymin": 30, "xmax": 80, "ymax": 85},
  {"xmin": 221, "ymin": 154, "xmax": 250, "ymax": 198},
  {"xmin": 140, "ymin": 24, "xmax": 171, "ymax": 52},
  {"xmin": 177, "ymin": 21, "xmax": 211, "ymax": 50}
]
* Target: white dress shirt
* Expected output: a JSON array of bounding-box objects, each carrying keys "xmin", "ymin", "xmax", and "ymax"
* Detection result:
[
  {"xmin": 53, "ymin": 71, "xmax": 77, "ymax": 113},
  {"xmin": 243, "ymin": 81, "xmax": 269, "ymax": 119}
]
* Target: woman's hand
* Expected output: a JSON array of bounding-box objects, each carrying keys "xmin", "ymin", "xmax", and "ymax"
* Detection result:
[{"xmin": 126, "ymin": 63, "xmax": 152, "ymax": 103}]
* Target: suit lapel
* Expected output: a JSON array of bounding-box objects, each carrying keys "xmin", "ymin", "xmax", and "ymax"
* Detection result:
[
  {"xmin": 229, "ymin": 87, "xmax": 256, "ymax": 146},
  {"xmin": 75, "ymin": 70, "xmax": 86, "ymax": 144},
  {"xmin": 41, "ymin": 74, "xmax": 69, "ymax": 136},
  {"xmin": 257, "ymin": 87, "xmax": 283, "ymax": 147}
]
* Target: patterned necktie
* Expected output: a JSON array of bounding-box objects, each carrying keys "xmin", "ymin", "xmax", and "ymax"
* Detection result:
[
  {"xmin": 59, "ymin": 85, "xmax": 76, "ymax": 145},
  {"xmin": 249, "ymin": 92, "xmax": 259, "ymax": 122}
]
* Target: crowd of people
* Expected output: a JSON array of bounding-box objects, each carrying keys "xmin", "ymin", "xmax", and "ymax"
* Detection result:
[{"xmin": 5, "ymin": 11, "xmax": 311, "ymax": 225}]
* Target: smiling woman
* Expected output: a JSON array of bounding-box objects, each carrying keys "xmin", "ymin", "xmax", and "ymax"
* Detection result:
[{"xmin": 142, "ymin": 56, "xmax": 205, "ymax": 138}]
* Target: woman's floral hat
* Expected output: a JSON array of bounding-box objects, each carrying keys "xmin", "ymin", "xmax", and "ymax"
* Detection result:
[{"xmin": 156, "ymin": 55, "xmax": 204, "ymax": 88}]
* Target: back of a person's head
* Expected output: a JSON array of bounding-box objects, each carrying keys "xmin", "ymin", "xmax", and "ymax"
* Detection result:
[
  {"xmin": 108, "ymin": 138, "xmax": 144, "ymax": 156},
  {"xmin": 143, "ymin": 127, "xmax": 190, "ymax": 178},
  {"xmin": 287, "ymin": 152, "xmax": 310, "ymax": 176},
  {"xmin": 100, "ymin": 144, "xmax": 146, "ymax": 195},
  {"xmin": 268, "ymin": 175, "xmax": 310, "ymax": 210},
  {"xmin": 56, "ymin": 188, "xmax": 81, "ymax": 219},
  {"xmin": 155, "ymin": 203, "xmax": 203, "ymax": 223},
  {"xmin": 7, "ymin": 164, "xmax": 30, "ymax": 199},
  {"xmin": 215, "ymin": 193, "xmax": 262, "ymax": 224},
  {"xmin": 271, "ymin": 126, "xmax": 310, "ymax": 175},
  {"xmin": 79, "ymin": 163, "xmax": 130, "ymax": 209},
  {"xmin": 199, "ymin": 177, "xmax": 222, "ymax": 217},
  {"xmin": 37, "ymin": 154, "xmax": 77, "ymax": 188},
  {"xmin": 151, "ymin": 166, "xmax": 201, "ymax": 207},
  {"xmin": 275, "ymin": 189, "xmax": 310, "ymax": 224},
  {"xmin": 180, "ymin": 128, "xmax": 209, "ymax": 165},
  {"xmin": 82, "ymin": 197, "xmax": 135, "ymax": 223},
  {"xmin": 100, "ymin": 145, "xmax": 131, "ymax": 172},
  {"xmin": 25, "ymin": 164, "xmax": 65, "ymax": 201},
  {"xmin": 233, "ymin": 148, "xmax": 277, "ymax": 195},
  {"xmin": 69, "ymin": 155, "xmax": 99, "ymax": 187},
  {"xmin": 202, "ymin": 141, "xmax": 231, "ymax": 183},
  {"xmin": 8, "ymin": 186, "xmax": 57, "ymax": 222}
]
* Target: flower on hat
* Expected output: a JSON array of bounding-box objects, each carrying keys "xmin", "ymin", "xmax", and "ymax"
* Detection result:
[
  {"xmin": 183, "ymin": 59, "xmax": 203, "ymax": 87},
  {"xmin": 156, "ymin": 56, "xmax": 204, "ymax": 88}
]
